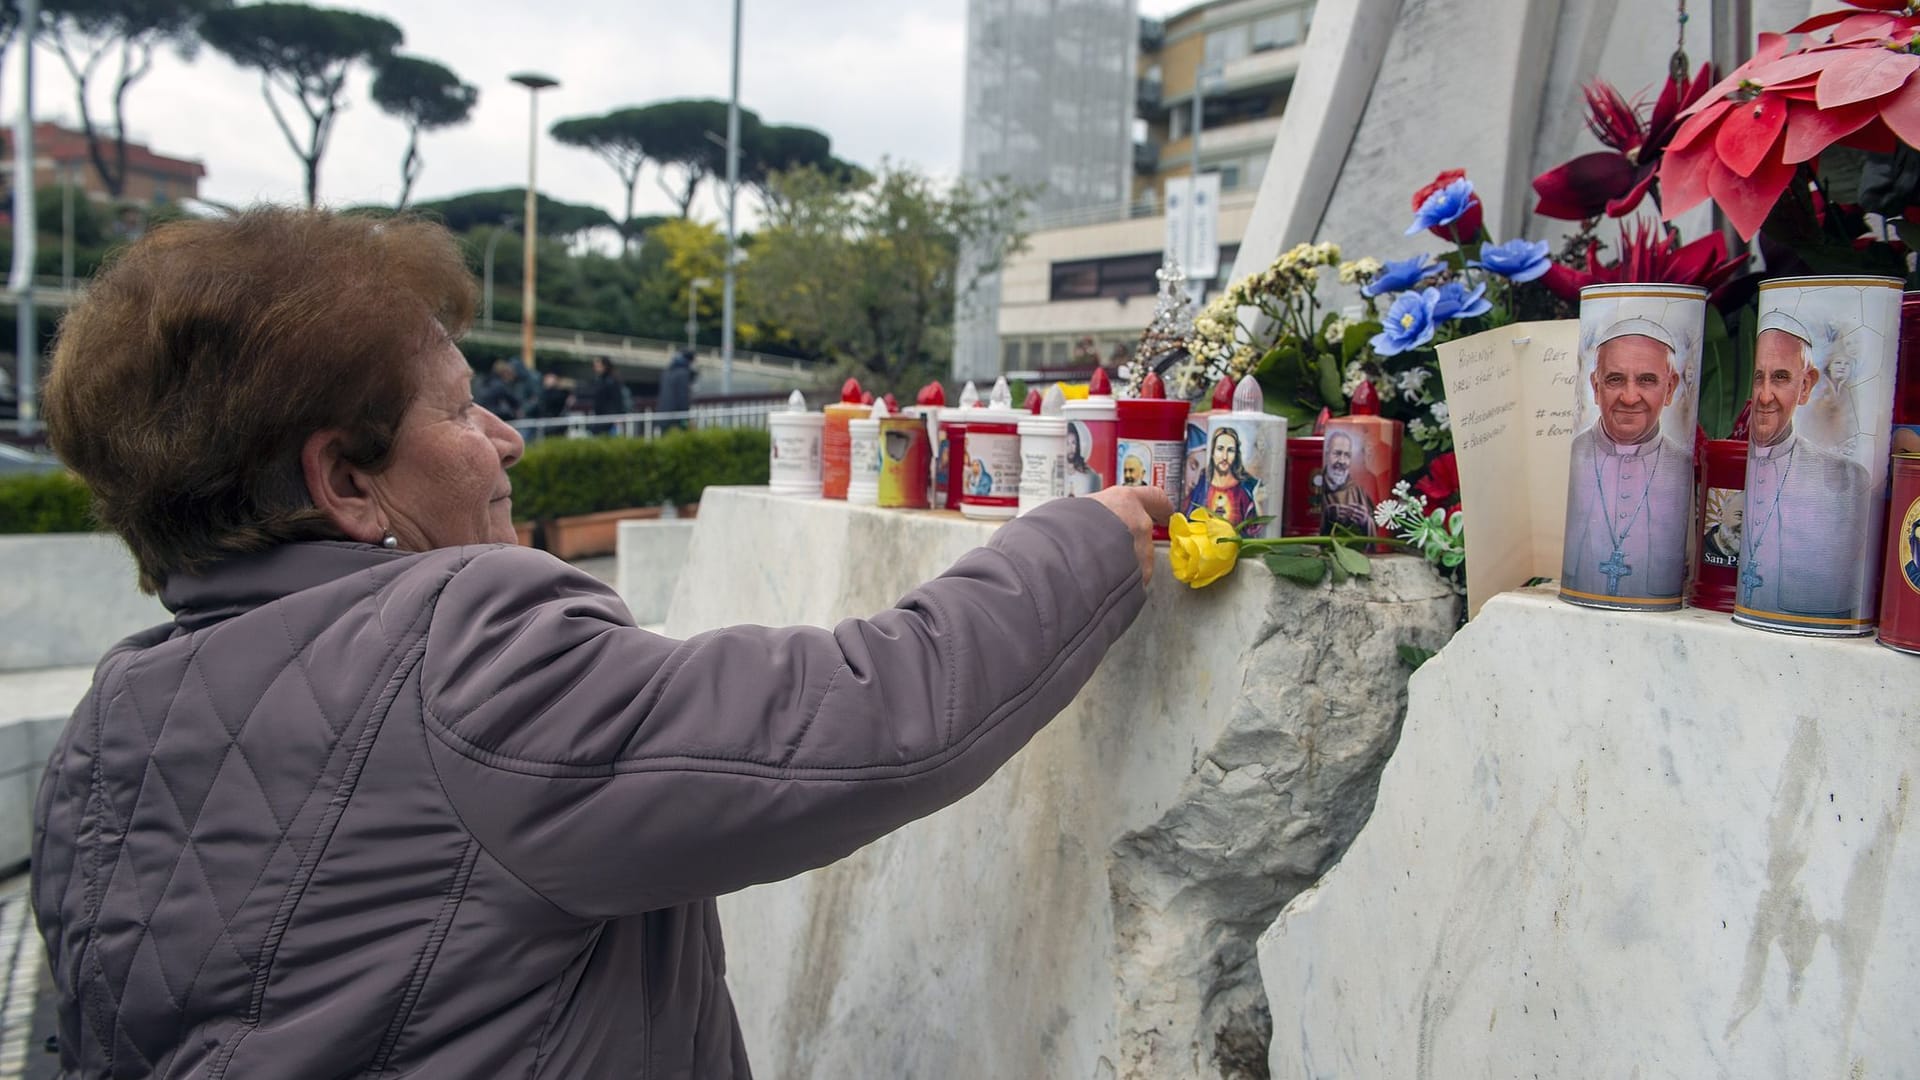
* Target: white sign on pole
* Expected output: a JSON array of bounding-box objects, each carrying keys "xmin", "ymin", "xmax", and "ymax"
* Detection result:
[{"xmin": 1162, "ymin": 173, "xmax": 1221, "ymax": 281}]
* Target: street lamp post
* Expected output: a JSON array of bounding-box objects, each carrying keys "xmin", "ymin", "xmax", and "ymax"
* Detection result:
[
  {"xmin": 722, "ymin": 0, "xmax": 742, "ymax": 396},
  {"xmin": 1185, "ymin": 61, "xmax": 1222, "ymax": 280},
  {"xmin": 509, "ymin": 72, "xmax": 558, "ymax": 370},
  {"xmin": 686, "ymin": 276, "xmax": 712, "ymax": 354},
  {"xmin": 481, "ymin": 216, "xmax": 517, "ymax": 328},
  {"xmin": 10, "ymin": 0, "xmax": 38, "ymax": 436}
]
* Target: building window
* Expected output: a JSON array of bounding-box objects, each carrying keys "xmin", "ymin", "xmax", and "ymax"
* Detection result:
[
  {"xmin": 1253, "ymin": 9, "xmax": 1306, "ymax": 51},
  {"xmin": 1050, "ymin": 252, "xmax": 1168, "ymax": 302},
  {"xmin": 1003, "ymin": 340, "xmax": 1022, "ymax": 370},
  {"xmin": 1214, "ymin": 163, "xmax": 1242, "ymax": 190},
  {"xmin": 1204, "ymin": 24, "xmax": 1250, "ymax": 67}
]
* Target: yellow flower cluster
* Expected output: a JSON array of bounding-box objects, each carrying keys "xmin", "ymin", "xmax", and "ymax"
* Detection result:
[{"xmin": 1168, "ymin": 508, "xmax": 1242, "ymax": 589}]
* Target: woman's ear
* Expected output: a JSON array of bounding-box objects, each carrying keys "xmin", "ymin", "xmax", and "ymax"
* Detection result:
[{"xmin": 301, "ymin": 429, "xmax": 385, "ymax": 544}]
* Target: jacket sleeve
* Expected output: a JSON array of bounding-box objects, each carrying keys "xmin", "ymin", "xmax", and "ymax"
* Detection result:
[{"xmin": 419, "ymin": 497, "xmax": 1146, "ymax": 918}]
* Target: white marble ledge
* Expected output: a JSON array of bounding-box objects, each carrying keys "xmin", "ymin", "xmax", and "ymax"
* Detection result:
[
  {"xmin": 673, "ymin": 486, "xmax": 1461, "ymax": 1080},
  {"xmin": 1260, "ymin": 581, "xmax": 1918, "ymax": 1079}
]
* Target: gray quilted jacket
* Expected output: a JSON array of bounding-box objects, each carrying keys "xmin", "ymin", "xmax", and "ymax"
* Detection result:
[{"xmin": 32, "ymin": 498, "xmax": 1145, "ymax": 1078}]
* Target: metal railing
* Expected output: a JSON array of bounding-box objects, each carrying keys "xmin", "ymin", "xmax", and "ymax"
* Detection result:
[{"xmin": 511, "ymin": 401, "xmax": 779, "ymax": 441}]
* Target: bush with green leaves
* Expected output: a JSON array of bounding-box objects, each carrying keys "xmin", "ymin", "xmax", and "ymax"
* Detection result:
[
  {"xmin": 511, "ymin": 428, "xmax": 769, "ymax": 521},
  {"xmin": 0, "ymin": 471, "xmax": 95, "ymax": 533}
]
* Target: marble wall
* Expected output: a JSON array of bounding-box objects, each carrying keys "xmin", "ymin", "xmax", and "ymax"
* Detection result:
[
  {"xmin": 1260, "ymin": 586, "xmax": 1918, "ymax": 1077},
  {"xmin": 0, "ymin": 534, "xmax": 167, "ymax": 672},
  {"xmin": 660, "ymin": 488, "xmax": 1460, "ymax": 1079}
]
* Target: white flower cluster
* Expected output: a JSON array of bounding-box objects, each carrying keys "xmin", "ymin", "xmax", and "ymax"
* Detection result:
[
  {"xmin": 1340, "ymin": 361, "xmax": 1369, "ymax": 399},
  {"xmin": 1337, "ymin": 256, "xmax": 1383, "ymax": 286},
  {"xmin": 1395, "ymin": 367, "xmax": 1433, "ymax": 401},
  {"xmin": 1372, "ymin": 480, "xmax": 1421, "ymax": 528}
]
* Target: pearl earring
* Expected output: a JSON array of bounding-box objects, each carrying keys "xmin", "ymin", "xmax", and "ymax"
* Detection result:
[{"xmin": 381, "ymin": 533, "xmax": 399, "ymax": 550}]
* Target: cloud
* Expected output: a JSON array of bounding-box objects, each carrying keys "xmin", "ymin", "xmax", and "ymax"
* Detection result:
[{"xmin": 8, "ymin": 0, "xmax": 966, "ymax": 221}]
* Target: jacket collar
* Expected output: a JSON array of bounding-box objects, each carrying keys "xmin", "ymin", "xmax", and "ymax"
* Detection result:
[{"xmin": 161, "ymin": 541, "xmax": 411, "ymax": 630}]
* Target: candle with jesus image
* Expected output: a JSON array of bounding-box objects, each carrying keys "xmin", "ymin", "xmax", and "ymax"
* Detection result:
[{"xmin": 1198, "ymin": 376, "xmax": 1287, "ymax": 539}]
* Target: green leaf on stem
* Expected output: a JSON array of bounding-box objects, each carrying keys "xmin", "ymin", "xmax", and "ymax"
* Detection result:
[
  {"xmin": 1317, "ymin": 353, "xmax": 1346, "ymax": 409},
  {"xmin": 1397, "ymin": 644, "xmax": 1438, "ymax": 670},
  {"xmin": 1264, "ymin": 552, "xmax": 1329, "ymax": 585},
  {"xmin": 1331, "ymin": 543, "xmax": 1372, "ymax": 578},
  {"xmin": 1341, "ymin": 322, "xmax": 1375, "ymax": 363}
]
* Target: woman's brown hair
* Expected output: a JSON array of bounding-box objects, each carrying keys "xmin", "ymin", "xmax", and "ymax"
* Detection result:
[{"xmin": 43, "ymin": 207, "xmax": 477, "ymax": 592}]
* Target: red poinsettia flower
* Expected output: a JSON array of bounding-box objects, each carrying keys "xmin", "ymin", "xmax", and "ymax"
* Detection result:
[
  {"xmin": 1415, "ymin": 451, "xmax": 1459, "ymax": 504},
  {"xmin": 1534, "ymin": 64, "xmax": 1716, "ymax": 221},
  {"xmin": 1541, "ymin": 219, "xmax": 1750, "ymax": 303},
  {"xmin": 1658, "ymin": 5, "xmax": 1920, "ymax": 240},
  {"xmin": 1411, "ymin": 169, "xmax": 1482, "ymax": 243}
]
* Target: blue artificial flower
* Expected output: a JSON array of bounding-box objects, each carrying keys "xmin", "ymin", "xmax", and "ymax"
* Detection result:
[
  {"xmin": 1371, "ymin": 289, "xmax": 1440, "ymax": 356},
  {"xmin": 1359, "ymin": 255, "xmax": 1441, "ymax": 298},
  {"xmin": 1406, "ymin": 178, "xmax": 1476, "ymax": 236},
  {"xmin": 1470, "ymin": 238, "xmax": 1553, "ymax": 283},
  {"xmin": 1430, "ymin": 280, "xmax": 1491, "ymax": 322}
]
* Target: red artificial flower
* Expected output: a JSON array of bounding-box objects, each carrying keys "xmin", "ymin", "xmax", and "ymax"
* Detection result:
[
  {"xmin": 1659, "ymin": 5, "xmax": 1920, "ymax": 240},
  {"xmin": 1415, "ymin": 451, "xmax": 1459, "ymax": 505},
  {"xmin": 1541, "ymin": 219, "xmax": 1750, "ymax": 304},
  {"xmin": 1412, "ymin": 169, "xmax": 1483, "ymax": 243},
  {"xmin": 1534, "ymin": 64, "xmax": 1717, "ymax": 221}
]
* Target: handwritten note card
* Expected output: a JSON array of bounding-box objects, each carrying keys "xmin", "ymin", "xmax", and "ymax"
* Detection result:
[{"xmin": 1435, "ymin": 320, "xmax": 1581, "ymax": 617}]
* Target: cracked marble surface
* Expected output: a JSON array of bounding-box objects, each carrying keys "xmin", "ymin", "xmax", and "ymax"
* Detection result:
[
  {"xmin": 1259, "ymin": 586, "xmax": 1918, "ymax": 1078},
  {"xmin": 661, "ymin": 488, "xmax": 1459, "ymax": 1079}
]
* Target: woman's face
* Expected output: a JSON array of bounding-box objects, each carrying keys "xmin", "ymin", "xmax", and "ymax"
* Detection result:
[{"xmin": 374, "ymin": 335, "xmax": 525, "ymax": 549}]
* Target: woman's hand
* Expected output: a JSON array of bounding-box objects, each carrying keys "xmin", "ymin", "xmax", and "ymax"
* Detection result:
[{"xmin": 1087, "ymin": 486, "xmax": 1173, "ymax": 583}]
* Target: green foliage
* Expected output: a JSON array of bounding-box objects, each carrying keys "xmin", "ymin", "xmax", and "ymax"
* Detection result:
[
  {"xmin": 742, "ymin": 162, "xmax": 1029, "ymax": 396},
  {"xmin": 371, "ymin": 52, "xmax": 476, "ymax": 208},
  {"xmin": 638, "ymin": 98, "xmax": 762, "ymax": 217},
  {"xmin": 371, "ymin": 53, "xmax": 473, "ymax": 130},
  {"xmin": 510, "ymin": 429, "xmax": 770, "ymax": 521},
  {"xmin": 1699, "ymin": 302, "xmax": 1756, "ymax": 440},
  {"xmin": 412, "ymin": 188, "xmax": 614, "ymax": 241},
  {"xmin": 200, "ymin": 2, "xmax": 404, "ymax": 205},
  {"xmin": 1397, "ymin": 644, "xmax": 1437, "ymax": 671},
  {"xmin": 40, "ymin": 0, "xmax": 229, "ymax": 197},
  {"xmin": 0, "ymin": 471, "xmax": 95, "ymax": 533},
  {"xmin": 551, "ymin": 107, "xmax": 656, "ymax": 248}
]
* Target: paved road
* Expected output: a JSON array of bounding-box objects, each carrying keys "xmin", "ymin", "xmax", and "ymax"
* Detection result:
[{"xmin": 0, "ymin": 876, "xmax": 59, "ymax": 1080}]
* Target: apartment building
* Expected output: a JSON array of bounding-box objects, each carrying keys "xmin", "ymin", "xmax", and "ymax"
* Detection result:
[{"xmin": 969, "ymin": 0, "xmax": 1315, "ymax": 378}]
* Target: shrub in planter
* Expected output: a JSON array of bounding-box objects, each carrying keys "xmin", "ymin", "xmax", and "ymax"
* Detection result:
[
  {"xmin": 511, "ymin": 428, "xmax": 770, "ymax": 522},
  {"xmin": 0, "ymin": 471, "xmax": 95, "ymax": 533}
]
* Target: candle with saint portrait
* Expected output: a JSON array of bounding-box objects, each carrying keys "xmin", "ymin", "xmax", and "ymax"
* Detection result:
[
  {"xmin": 1734, "ymin": 276, "xmax": 1901, "ymax": 636},
  {"xmin": 1559, "ymin": 284, "xmax": 1706, "ymax": 612}
]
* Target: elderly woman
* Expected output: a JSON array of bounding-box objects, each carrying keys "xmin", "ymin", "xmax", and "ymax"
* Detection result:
[{"xmin": 33, "ymin": 209, "xmax": 1166, "ymax": 1078}]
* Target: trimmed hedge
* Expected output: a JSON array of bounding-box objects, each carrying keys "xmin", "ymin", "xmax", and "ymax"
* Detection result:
[
  {"xmin": 0, "ymin": 470, "xmax": 95, "ymax": 533},
  {"xmin": 0, "ymin": 429, "xmax": 769, "ymax": 534},
  {"xmin": 512, "ymin": 428, "xmax": 770, "ymax": 521}
]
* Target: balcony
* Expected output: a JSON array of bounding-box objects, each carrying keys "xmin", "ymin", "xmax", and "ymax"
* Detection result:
[
  {"xmin": 1132, "ymin": 140, "xmax": 1158, "ymax": 174},
  {"xmin": 1136, "ymin": 75, "xmax": 1162, "ymax": 114},
  {"xmin": 1138, "ymin": 15, "xmax": 1164, "ymax": 52}
]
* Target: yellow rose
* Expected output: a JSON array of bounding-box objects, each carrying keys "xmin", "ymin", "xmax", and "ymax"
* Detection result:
[{"xmin": 1169, "ymin": 508, "xmax": 1242, "ymax": 589}]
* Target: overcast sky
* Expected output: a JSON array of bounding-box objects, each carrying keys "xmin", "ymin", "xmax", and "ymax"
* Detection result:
[{"xmin": 4, "ymin": 0, "xmax": 1192, "ymax": 222}]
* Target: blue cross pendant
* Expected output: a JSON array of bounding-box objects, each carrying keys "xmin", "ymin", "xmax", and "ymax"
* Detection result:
[
  {"xmin": 1599, "ymin": 549, "xmax": 1632, "ymax": 596},
  {"xmin": 1741, "ymin": 565, "xmax": 1763, "ymax": 603}
]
